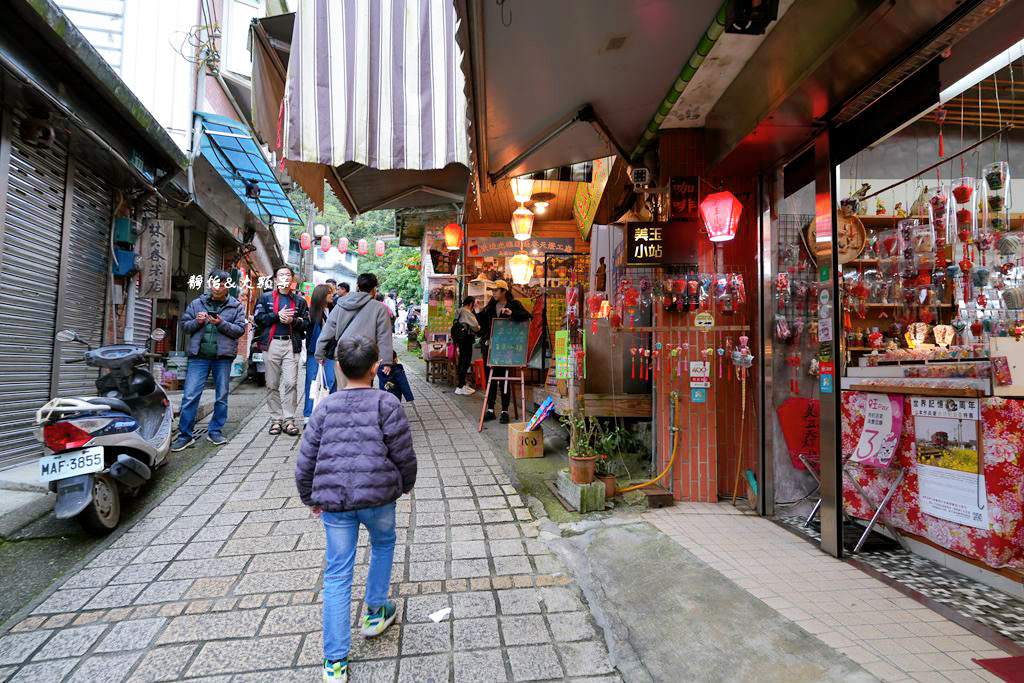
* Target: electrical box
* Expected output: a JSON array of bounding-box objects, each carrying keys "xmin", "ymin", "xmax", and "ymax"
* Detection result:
[
  {"xmin": 112, "ymin": 249, "xmax": 136, "ymax": 276},
  {"xmin": 113, "ymin": 217, "xmax": 135, "ymax": 245}
]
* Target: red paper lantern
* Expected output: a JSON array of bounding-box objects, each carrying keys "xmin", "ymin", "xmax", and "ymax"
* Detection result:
[
  {"xmin": 375, "ymin": 239, "xmax": 386, "ymax": 257},
  {"xmin": 443, "ymin": 223, "xmax": 463, "ymax": 250},
  {"xmin": 699, "ymin": 191, "xmax": 742, "ymax": 242},
  {"xmin": 358, "ymin": 238, "xmax": 368, "ymax": 255},
  {"xmin": 320, "ymin": 235, "xmax": 331, "ymax": 252},
  {"xmin": 299, "ymin": 232, "xmax": 312, "ymax": 250},
  {"xmin": 339, "ymin": 237, "xmax": 349, "ymax": 253}
]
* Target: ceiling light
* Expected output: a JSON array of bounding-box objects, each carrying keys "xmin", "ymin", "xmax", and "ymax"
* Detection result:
[
  {"xmin": 511, "ymin": 205, "xmax": 534, "ymax": 241},
  {"xmin": 533, "ymin": 201, "xmax": 548, "ymax": 215}
]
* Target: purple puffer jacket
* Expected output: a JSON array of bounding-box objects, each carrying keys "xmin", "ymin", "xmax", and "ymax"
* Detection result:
[{"xmin": 296, "ymin": 388, "xmax": 417, "ymax": 511}]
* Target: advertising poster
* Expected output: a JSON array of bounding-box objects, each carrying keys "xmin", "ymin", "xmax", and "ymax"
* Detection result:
[
  {"xmin": 849, "ymin": 393, "xmax": 903, "ymax": 467},
  {"xmin": 911, "ymin": 396, "xmax": 989, "ymax": 529}
]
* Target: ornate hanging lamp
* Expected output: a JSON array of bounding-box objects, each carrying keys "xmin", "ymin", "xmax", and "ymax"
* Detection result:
[
  {"xmin": 443, "ymin": 223, "xmax": 463, "ymax": 250},
  {"xmin": 699, "ymin": 191, "xmax": 742, "ymax": 242}
]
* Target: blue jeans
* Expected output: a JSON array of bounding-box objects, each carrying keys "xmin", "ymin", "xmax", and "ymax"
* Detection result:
[
  {"xmin": 303, "ymin": 354, "xmax": 337, "ymax": 418},
  {"xmin": 322, "ymin": 504, "xmax": 396, "ymax": 660},
  {"xmin": 177, "ymin": 357, "xmax": 232, "ymax": 439}
]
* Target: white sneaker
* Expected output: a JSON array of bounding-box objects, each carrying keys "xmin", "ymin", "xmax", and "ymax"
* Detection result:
[
  {"xmin": 462, "ymin": 386, "xmax": 476, "ymax": 395},
  {"xmin": 454, "ymin": 386, "xmax": 467, "ymax": 395}
]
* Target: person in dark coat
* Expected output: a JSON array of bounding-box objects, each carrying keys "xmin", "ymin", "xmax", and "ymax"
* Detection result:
[
  {"xmin": 171, "ymin": 269, "xmax": 246, "ymax": 451},
  {"xmin": 476, "ymin": 280, "xmax": 530, "ymax": 423},
  {"xmin": 296, "ymin": 337, "xmax": 416, "ymax": 682},
  {"xmin": 254, "ymin": 265, "xmax": 310, "ymax": 436}
]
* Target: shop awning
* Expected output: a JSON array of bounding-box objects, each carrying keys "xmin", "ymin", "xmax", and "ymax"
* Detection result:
[
  {"xmin": 256, "ymin": 0, "xmax": 470, "ymax": 215},
  {"xmin": 195, "ymin": 112, "xmax": 302, "ymax": 225},
  {"xmin": 454, "ymin": 0, "xmax": 723, "ymax": 187}
]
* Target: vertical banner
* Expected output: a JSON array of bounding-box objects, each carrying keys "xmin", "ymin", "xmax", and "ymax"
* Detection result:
[{"xmin": 139, "ymin": 219, "xmax": 172, "ymax": 299}]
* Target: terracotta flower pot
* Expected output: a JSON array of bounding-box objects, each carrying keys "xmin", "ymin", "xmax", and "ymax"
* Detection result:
[
  {"xmin": 597, "ymin": 474, "xmax": 616, "ymax": 499},
  {"xmin": 569, "ymin": 455, "xmax": 597, "ymax": 484}
]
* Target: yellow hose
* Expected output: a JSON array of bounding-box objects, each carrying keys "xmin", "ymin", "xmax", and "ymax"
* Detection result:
[{"xmin": 615, "ymin": 393, "xmax": 680, "ymax": 495}]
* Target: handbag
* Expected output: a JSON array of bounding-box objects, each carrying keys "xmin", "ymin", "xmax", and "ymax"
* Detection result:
[{"xmin": 311, "ymin": 364, "xmax": 331, "ymax": 409}]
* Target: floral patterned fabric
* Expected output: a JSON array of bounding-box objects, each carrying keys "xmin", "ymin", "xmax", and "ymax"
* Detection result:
[{"xmin": 841, "ymin": 392, "xmax": 1024, "ymax": 570}]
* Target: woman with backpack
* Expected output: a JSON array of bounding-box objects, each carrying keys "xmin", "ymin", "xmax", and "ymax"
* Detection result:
[
  {"xmin": 452, "ymin": 297, "xmax": 480, "ymax": 395},
  {"xmin": 304, "ymin": 284, "xmax": 337, "ymax": 422}
]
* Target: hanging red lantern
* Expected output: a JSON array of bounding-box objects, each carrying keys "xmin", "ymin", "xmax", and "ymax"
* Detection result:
[
  {"xmin": 339, "ymin": 236, "xmax": 349, "ymax": 253},
  {"xmin": 375, "ymin": 239, "xmax": 386, "ymax": 257},
  {"xmin": 299, "ymin": 232, "xmax": 312, "ymax": 250},
  {"xmin": 358, "ymin": 238, "xmax": 368, "ymax": 255},
  {"xmin": 320, "ymin": 235, "xmax": 331, "ymax": 252},
  {"xmin": 699, "ymin": 191, "xmax": 743, "ymax": 242},
  {"xmin": 443, "ymin": 223, "xmax": 463, "ymax": 250}
]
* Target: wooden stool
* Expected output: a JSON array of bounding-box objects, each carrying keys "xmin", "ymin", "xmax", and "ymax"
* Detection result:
[{"xmin": 425, "ymin": 359, "xmax": 450, "ymax": 383}]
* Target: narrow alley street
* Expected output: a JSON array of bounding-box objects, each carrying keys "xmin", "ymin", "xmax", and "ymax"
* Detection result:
[{"xmin": 0, "ymin": 368, "xmax": 616, "ymax": 682}]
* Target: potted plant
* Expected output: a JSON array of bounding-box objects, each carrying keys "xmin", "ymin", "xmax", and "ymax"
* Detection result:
[
  {"xmin": 594, "ymin": 453, "xmax": 615, "ymax": 498},
  {"xmin": 562, "ymin": 414, "xmax": 598, "ymax": 484}
]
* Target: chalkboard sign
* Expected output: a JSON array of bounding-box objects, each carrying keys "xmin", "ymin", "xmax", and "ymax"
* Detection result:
[{"xmin": 488, "ymin": 319, "xmax": 530, "ymax": 367}]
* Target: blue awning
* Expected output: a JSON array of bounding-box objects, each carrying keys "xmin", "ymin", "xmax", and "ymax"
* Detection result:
[{"xmin": 196, "ymin": 112, "xmax": 301, "ymax": 224}]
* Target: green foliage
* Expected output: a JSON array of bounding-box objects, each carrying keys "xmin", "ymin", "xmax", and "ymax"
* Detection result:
[
  {"xmin": 288, "ymin": 183, "xmax": 421, "ymax": 300},
  {"xmin": 359, "ymin": 246, "xmax": 422, "ymax": 302},
  {"xmin": 287, "ymin": 185, "xmax": 395, "ymax": 243}
]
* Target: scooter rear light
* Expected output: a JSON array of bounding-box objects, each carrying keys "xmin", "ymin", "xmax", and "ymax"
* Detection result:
[{"xmin": 43, "ymin": 422, "xmax": 93, "ymax": 452}]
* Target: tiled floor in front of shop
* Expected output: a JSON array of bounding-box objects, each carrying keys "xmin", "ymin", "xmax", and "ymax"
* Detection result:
[
  {"xmin": 646, "ymin": 503, "xmax": 1014, "ymax": 683},
  {"xmin": 777, "ymin": 515, "xmax": 1024, "ymax": 647}
]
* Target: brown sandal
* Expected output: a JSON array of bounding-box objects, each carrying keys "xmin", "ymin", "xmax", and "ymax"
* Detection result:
[
  {"xmin": 282, "ymin": 422, "xmax": 300, "ymax": 436},
  {"xmin": 269, "ymin": 423, "xmax": 282, "ymax": 435}
]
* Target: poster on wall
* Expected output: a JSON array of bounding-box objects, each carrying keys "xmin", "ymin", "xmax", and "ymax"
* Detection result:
[
  {"xmin": 668, "ymin": 176, "xmax": 699, "ymax": 220},
  {"xmin": 464, "ymin": 236, "xmax": 574, "ymax": 284},
  {"xmin": 911, "ymin": 396, "xmax": 989, "ymax": 529},
  {"xmin": 848, "ymin": 393, "xmax": 903, "ymax": 467}
]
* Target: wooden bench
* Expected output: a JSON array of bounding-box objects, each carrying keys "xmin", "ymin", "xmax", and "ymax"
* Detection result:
[{"xmin": 425, "ymin": 358, "xmax": 454, "ymax": 384}]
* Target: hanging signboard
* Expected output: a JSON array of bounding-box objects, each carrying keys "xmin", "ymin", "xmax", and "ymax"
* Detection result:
[
  {"xmin": 694, "ymin": 312, "xmax": 714, "ymax": 328},
  {"xmin": 848, "ymin": 393, "xmax": 903, "ymax": 467},
  {"xmin": 624, "ymin": 222, "xmax": 698, "ymax": 267},
  {"xmin": 668, "ymin": 176, "xmax": 699, "ymax": 220},
  {"xmin": 139, "ymin": 219, "xmax": 172, "ymax": 299}
]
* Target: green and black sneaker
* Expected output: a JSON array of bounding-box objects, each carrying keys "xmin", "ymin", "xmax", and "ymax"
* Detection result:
[
  {"xmin": 360, "ymin": 600, "xmax": 397, "ymax": 637},
  {"xmin": 323, "ymin": 657, "xmax": 348, "ymax": 683}
]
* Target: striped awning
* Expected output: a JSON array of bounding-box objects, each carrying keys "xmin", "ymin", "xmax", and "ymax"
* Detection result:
[{"xmin": 279, "ymin": 0, "xmax": 470, "ymax": 214}]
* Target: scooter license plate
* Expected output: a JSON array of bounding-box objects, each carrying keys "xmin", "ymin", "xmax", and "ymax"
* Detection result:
[
  {"xmin": 251, "ymin": 353, "xmax": 264, "ymax": 363},
  {"xmin": 39, "ymin": 446, "xmax": 104, "ymax": 483}
]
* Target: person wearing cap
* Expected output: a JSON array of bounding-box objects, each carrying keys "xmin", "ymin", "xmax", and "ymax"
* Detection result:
[
  {"xmin": 476, "ymin": 280, "xmax": 530, "ymax": 423},
  {"xmin": 171, "ymin": 269, "xmax": 247, "ymax": 451}
]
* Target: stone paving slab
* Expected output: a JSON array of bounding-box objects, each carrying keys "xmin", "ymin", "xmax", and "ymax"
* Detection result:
[{"xmin": 0, "ymin": 369, "xmax": 618, "ymax": 681}]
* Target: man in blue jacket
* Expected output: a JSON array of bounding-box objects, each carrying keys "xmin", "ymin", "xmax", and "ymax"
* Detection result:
[{"xmin": 171, "ymin": 269, "xmax": 246, "ymax": 451}]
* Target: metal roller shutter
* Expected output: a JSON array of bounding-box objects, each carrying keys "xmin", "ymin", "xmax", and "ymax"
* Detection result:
[
  {"xmin": 0, "ymin": 108, "xmax": 67, "ymax": 468},
  {"xmin": 55, "ymin": 163, "xmax": 111, "ymax": 398},
  {"xmin": 132, "ymin": 286, "xmax": 153, "ymax": 343},
  {"xmin": 205, "ymin": 228, "xmax": 224, "ymax": 278}
]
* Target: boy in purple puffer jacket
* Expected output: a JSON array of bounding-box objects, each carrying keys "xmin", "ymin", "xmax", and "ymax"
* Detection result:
[{"xmin": 296, "ymin": 336, "xmax": 417, "ymax": 683}]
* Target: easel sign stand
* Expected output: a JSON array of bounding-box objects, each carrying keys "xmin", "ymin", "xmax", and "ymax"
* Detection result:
[{"xmin": 478, "ymin": 319, "xmax": 530, "ymax": 432}]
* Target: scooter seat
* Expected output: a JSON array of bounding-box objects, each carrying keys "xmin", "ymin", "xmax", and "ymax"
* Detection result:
[{"xmin": 85, "ymin": 397, "xmax": 132, "ymax": 414}]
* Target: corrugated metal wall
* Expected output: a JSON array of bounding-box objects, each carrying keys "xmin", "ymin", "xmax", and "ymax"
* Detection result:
[
  {"xmin": 205, "ymin": 228, "xmax": 224, "ymax": 278},
  {"xmin": 0, "ymin": 108, "xmax": 68, "ymax": 468},
  {"xmin": 132, "ymin": 279, "xmax": 153, "ymax": 343},
  {"xmin": 55, "ymin": 164, "xmax": 111, "ymax": 398}
]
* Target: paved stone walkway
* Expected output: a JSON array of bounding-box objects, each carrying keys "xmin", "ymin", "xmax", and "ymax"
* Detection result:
[{"xmin": 0, "ymin": 370, "xmax": 618, "ymax": 682}]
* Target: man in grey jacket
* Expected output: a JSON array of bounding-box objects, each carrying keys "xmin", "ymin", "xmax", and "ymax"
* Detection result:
[
  {"xmin": 171, "ymin": 269, "xmax": 246, "ymax": 451},
  {"xmin": 315, "ymin": 272, "xmax": 394, "ymax": 387}
]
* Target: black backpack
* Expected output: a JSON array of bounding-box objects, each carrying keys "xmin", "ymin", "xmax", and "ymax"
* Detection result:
[{"xmin": 450, "ymin": 321, "xmax": 473, "ymax": 344}]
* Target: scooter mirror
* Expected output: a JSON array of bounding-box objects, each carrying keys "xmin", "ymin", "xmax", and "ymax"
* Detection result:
[
  {"xmin": 150, "ymin": 328, "xmax": 167, "ymax": 342},
  {"xmin": 55, "ymin": 330, "xmax": 77, "ymax": 343}
]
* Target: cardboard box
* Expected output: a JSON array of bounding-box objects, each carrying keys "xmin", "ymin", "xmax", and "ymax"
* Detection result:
[{"xmin": 508, "ymin": 422, "xmax": 544, "ymax": 459}]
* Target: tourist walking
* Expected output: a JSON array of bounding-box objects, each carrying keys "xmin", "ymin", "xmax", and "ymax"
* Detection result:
[
  {"xmin": 296, "ymin": 337, "xmax": 417, "ymax": 683},
  {"xmin": 304, "ymin": 284, "xmax": 337, "ymax": 422},
  {"xmin": 171, "ymin": 269, "xmax": 246, "ymax": 450},
  {"xmin": 453, "ymin": 296, "xmax": 480, "ymax": 395},
  {"xmin": 315, "ymin": 272, "xmax": 394, "ymax": 388},
  {"xmin": 254, "ymin": 265, "xmax": 309, "ymax": 436},
  {"xmin": 477, "ymin": 281, "xmax": 530, "ymax": 422}
]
